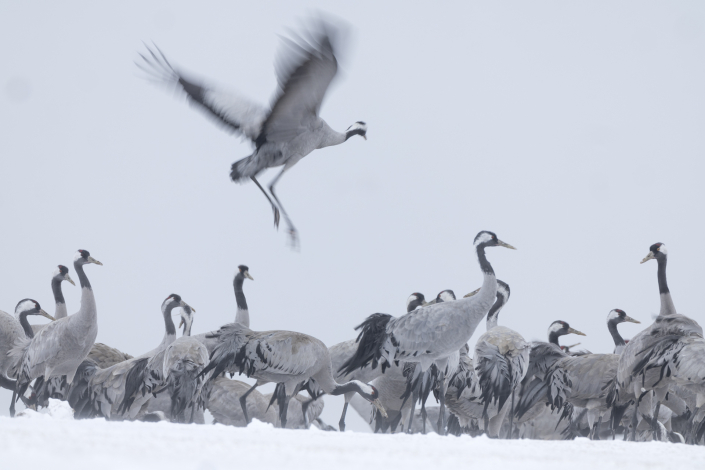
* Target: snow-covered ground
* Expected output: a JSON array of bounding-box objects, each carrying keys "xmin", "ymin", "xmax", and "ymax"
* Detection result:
[{"xmin": 1, "ymin": 401, "xmax": 704, "ymax": 470}]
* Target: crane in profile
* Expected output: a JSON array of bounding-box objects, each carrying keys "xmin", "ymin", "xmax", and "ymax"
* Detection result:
[{"xmin": 137, "ymin": 19, "xmax": 367, "ymax": 247}]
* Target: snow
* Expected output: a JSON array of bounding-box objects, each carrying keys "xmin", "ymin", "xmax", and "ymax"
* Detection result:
[{"xmin": 2, "ymin": 401, "xmax": 705, "ymax": 470}]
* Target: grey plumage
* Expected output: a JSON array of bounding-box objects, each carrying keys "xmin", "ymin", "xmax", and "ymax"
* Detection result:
[
  {"xmin": 201, "ymin": 323, "xmax": 385, "ymax": 429},
  {"xmin": 137, "ymin": 20, "xmax": 367, "ymax": 244},
  {"xmin": 87, "ymin": 343, "xmax": 133, "ymax": 369},
  {"xmin": 67, "ymin": 294, "xmax": 192, "ymax": 420},
  {"xmin": 9, "ymin": 251, "xmax": 101, "ymax": 404},
  {"xmin": 472, "ymin": 281, "xmax": 530, "ymax": 438}
]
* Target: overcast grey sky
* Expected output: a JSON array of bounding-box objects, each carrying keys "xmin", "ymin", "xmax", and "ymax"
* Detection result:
[{"xmin": 2, "ymin": 2, "xmax": 704, "ymax": 429}]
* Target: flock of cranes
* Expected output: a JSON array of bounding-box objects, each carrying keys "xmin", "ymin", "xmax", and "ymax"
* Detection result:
[
  {"xmin": 2, "ymin": 17, "xmax": 704, "ymax": 449},
  {"xmin": 1, "ymin": 236, "xmax": 704, "ymax": 445}
]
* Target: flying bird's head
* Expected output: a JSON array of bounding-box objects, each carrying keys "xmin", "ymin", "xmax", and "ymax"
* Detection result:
[{"xmin": 345, "ymin": 121, "xmax": 367, "ymax": 141}]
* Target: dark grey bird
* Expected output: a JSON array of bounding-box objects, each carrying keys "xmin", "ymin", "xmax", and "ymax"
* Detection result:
[
  {"xmin": 67, "ymin": 294, "xmax": 193, "ymax": 420},
  {"xmin": 200, "ymin": 323, "xmax": 386, "ymax": 429},
  {"xmin": 9, "ymin": 250, "xmax": 102, "ymax": 411},
  {"xmin": 28, "ymin": 265, "xmax": 76, "ymax": 408},
  {"xmin": 340, "ymin": 231, "xmax": 516, "ymax": 434},
  {"xmin": 136, "ymin": 20, "xmax": 367, "ymax": 246},
  {"xmin": 471, "ymin": 280, "xmax": 530, "ymax": 438},
  {"xmin": 162, "ymin": 304, "xmax": 209, "ymax": 423},
  {"xmin": 0, "ymin": 300, "xmax": 54, "ymax": 416},
  {"xmin": 616, "ymin": 243, "xmax": 703, "ymax": 441}
]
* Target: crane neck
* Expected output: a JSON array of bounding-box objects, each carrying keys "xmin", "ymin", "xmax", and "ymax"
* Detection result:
[
  {"xmin": 485, "ymin": 292, "xmax": 506, "ymax": 330},
  {"xmin": 74, "ymin": 261, "xmax": 91, "ymax": 290},
  {"xmin": 18, "ymin": 312, "xmax": 35, "ymax": 338},
  {"xmin": 161, "ymin": 303, "xmax": 177, "ymax": 339},
  {"xmin": 656, "ymin": 255, "xmax": 676, "ymax": 316},
  {"xmin": 607, "ymin": 320, "xmax": 625, "ymax": 348},
  {"xmin": 476, "ymin": 243, "xmax": 494, "ymax": 276},
  {"xmin": 234, "ymin": 273, "xmax": 249, "ymax": 327},
  {"xmin": 548, "ymin": 332, "xmax": 561, "ymax": 346},
  {"xmin": 51, "ymin": 277, "xmax": 68, "ymax": 319},
  {"xmin": 73, "ymin": 260, "xmax": 97, "ymax": 323}
]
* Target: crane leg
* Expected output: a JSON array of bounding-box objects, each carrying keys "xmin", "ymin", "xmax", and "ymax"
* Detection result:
[
  {"xmin": 250, "ymin": 176, "xmax": 280, "ymax": 229},
  {"xmin": 268, "ymin": 165, "xmax": 299, "ymax": 249},
  {"xmin": 436, "ymin": 371, "xmax": 447, "ymax": 436},
  {"xmin": 10, "ymin": 391, "xmax": 16, "ymax": 417},
  {"xmin": 339, "ymin": 401, "xmax": 349, "ymax": 432},
  {"xmin": 239, "ymin": 383, "xmax": 259, "ymax": 424},
  {"xmin": 279, "ymin": 395, "xmax": 291, "ymax": 429}
]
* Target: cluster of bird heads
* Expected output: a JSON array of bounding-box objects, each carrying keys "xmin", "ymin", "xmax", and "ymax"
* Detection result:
[
  {"xmin": 74, "ymin": 249, "xmax": 103, "ymax": 266},
  {"xmin": 473, "ymin": 231, "xmax": 516, "ymax": 250},
  {"xmin": 237, "ymin": 265, "xmax": 254, "ymax": 281},
  {"xmin": 406, "ymin": 289, "xmax": 458, "ymax": 313},
  {"xmin": 345, "ymin": 121, "xmax": 367, "ymax": 141},
  {"xmin": 607, "ymin": 309, "xmax": 640, "ymax": 325},
  {"xmin": 52, "ymin": 265, "xmax": 75, "ymax": 286},
  {"xmin": 14, "ymin": 298, "xmax": 54, "ymax": 321},
  {"xmin": 641, "ymin": 242, "xmax": 667, "ymax": 264}
]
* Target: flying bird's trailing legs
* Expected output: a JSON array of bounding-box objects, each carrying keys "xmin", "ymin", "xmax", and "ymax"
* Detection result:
[{"xmin": 268, "ymin": 162, "xmax": 299, "ymax": 248}]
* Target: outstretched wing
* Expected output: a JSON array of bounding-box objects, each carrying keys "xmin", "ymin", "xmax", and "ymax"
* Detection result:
[
  {"xmin": 137, "ymin": 44, "xmax": 267, "ymax": 142},
  {"xmin": 256, "ymin": 21, "xmax": 341, "ymax": 147}
]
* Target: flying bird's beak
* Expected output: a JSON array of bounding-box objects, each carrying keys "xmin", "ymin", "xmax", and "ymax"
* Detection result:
[
  {"xmin": 497, "ymin": 240, "xmax": 516, "ymax": 250},
  {"xmin": 88, "ymin": 256, "xmax": 103, "ymax": 266},
  {"xmin": 245, "ymin": 271, "xmax": 254, "ymax": 281},
  {"xmin": 568, "ymin": 327, "xmax": 586, "ymax": 336},
  {"xmin": 372, "ymin": 399, "xmax": 387, "ymax": 418},
  {"xmin": 65, "ymin": 274, "xmax": 76, "ymax": 286},
  {"xmin": 464, "ymin": 288, "xmax": 481, "ymax": 298},
  {"xmin": 640, "ymin": 251, "xmax": 655, "ymax": 264},
  {"xmin": 624, "ymin": 315, "xmax": 641, "ymax": 324},
  {"xmin": 38, "ymin": 309, "xmax": 55, "ymax": 321}
]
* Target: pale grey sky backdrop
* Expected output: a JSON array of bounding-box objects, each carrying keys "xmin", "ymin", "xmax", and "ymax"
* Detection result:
[{"xmin": 1, "ymin": 2, "xmax": 704, "ymax": 429}]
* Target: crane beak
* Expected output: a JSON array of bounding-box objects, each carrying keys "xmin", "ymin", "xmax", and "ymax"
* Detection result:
[
  {"xmin": 624, "ymin": 315, "xmax": 641, "ymax": 324},
  {"xmin": 372, "ymin": 398, "xmax": 387, "ymax": 418},
  {"xmin": 497, "ymin": 240, "xmax": 516, "ymax": 250},
  {"xmin": 563, "ymin": 343, "xmax": 581, "ymax": 349},
  {"xmin": 244, "ymin": 272, "xmax": 254, "ymax": 281},
  {"xmin": 463, "ymin": 288, "xmax": 481, "ymax": 298},
  {"xmin": 568, "ymin": 327, "xmax": 586, "ymax": 336},
  {"xmin": 640, "ymin": 252, "xmax": 655, "ymax": 264},
  {"xmin": 88, "ymin": 256, "xmax": 103, "ymax": 266},
  {"xmin": 65, "ymin": 274, "xmax": 76, "ymax": 286},
  {"xmin": 178, "ymin": 317, "xmax": 184, "ymax": 328},
  {"xmin": 38, "ymin": 309, "xmax": 55, "ymax": 321}
]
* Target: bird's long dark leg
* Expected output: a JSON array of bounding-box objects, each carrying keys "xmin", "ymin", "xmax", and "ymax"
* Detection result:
[
  {"xmin": 339, "ymin": 401, "xmax": 349, "ymax": 432},
  {"xmin": 250, "ymin": 176, "xmax": 280, "ymax": 229},
  {"xmin": 280, "ymin": 395, "xmax": 291, "ymax": 429},
  {"xmin": 10, "ymin": 391, "xmax": 16, "ymax": 417},
  {"xmin": 436, "ymin": 371, "xmax": 447, "ymax": 435},
  {"xmin": 652, "ymin": 400, "xmax": 662, "ymax": 441},
  {"xmin": 508, "ymin": 390, "xmax": 515, "ymax": 439},
  {"xmin": 268, "ymin": 165, "xmax": 298, "ymax": 248},
  {"xmin": 239, "ymin": 383, "xmax": 259, "ymax": 424}
]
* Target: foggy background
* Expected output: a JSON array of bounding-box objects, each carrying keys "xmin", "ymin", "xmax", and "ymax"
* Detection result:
[{"xmin": 2, "ymin": 2, "xmax": 704, "ymax": 430}]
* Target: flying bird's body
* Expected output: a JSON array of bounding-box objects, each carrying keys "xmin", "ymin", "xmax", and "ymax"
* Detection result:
[{"xmin": 138, "ymin": 20, "xmax": 367, "ymax": 245}]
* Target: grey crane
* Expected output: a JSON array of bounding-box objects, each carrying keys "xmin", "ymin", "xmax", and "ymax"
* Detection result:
[
  {"xmin": 28, "ymin": 265, "xmax": 76, "ymax": 408},
  {"xmin": 67, "ymin": 294, "xmax": 192, "ymax": 420},
  {"xmin": 160, "ymin": 304, "xmax": 209, "ymax": 423},
  {"xmin": 87, "ymin": 343, "xmax": 133, "ymax": 369},
  {"xmin": 192, "ymin": 265, "xmax": 254, "ymax": 355},
  {"xmin": 200, "ymin": 323, "xmax": 386, "ymax": 429},
  {"xmin": 0, "ymin": 300, "xmax": 54, "ymax": 416},
  {"xmin": 471, "ymin": 280, "xmax": 530, "ymax": 438},
  {"xmin": 616, "ymin": 243, "xmax": 702, "ymax": 441},
  {"xmin": 340, "ymin": 231, "xmax": 516, "ymax": 434},
  {"xmin": 137, "ymin": 20, "xmax": 367, "ymax": 246},
  {"xmin": 9, "ymin": 250, "xmax": 102, "ymax": 410}
]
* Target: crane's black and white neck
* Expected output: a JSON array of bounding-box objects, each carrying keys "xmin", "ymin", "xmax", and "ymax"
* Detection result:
[
  {"xmin": 547, "ymin": 321, "xmax": 585, "ymax": 346},
  {"xmin": 52, "ymin": 265, "xmax": 75, "ymax": 320},
  {"xmin": 606, "ymin": 309, "xmax": 640, "ymax": 355},
  {"xmin": 406, "ymin": 293, "xmax": 426, "ymax": 312},
  {"xmin": 234, "ymin": 265, "xmax": 253, "ymax": 327},
  {"xmin": 641, "ymin": 243, "xmax": 676, "ymax": 317},
  {"xmin": 158, "ymin": 294, "xmax": 189, "ymax": 347},
  {"xmin": 473, "ymin": 231, "xmax": 516, "ymax": 301},
  {"xmin": 485, "ymin": 280, "xmax": 510, "ymax": 330},
  {"xmin": 15, "ymin": 299, "xmax": 54, "ymax": 339},
  {"xmin": 179, "ymin": 303, "xmax": 195, "ymax": 337}
]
